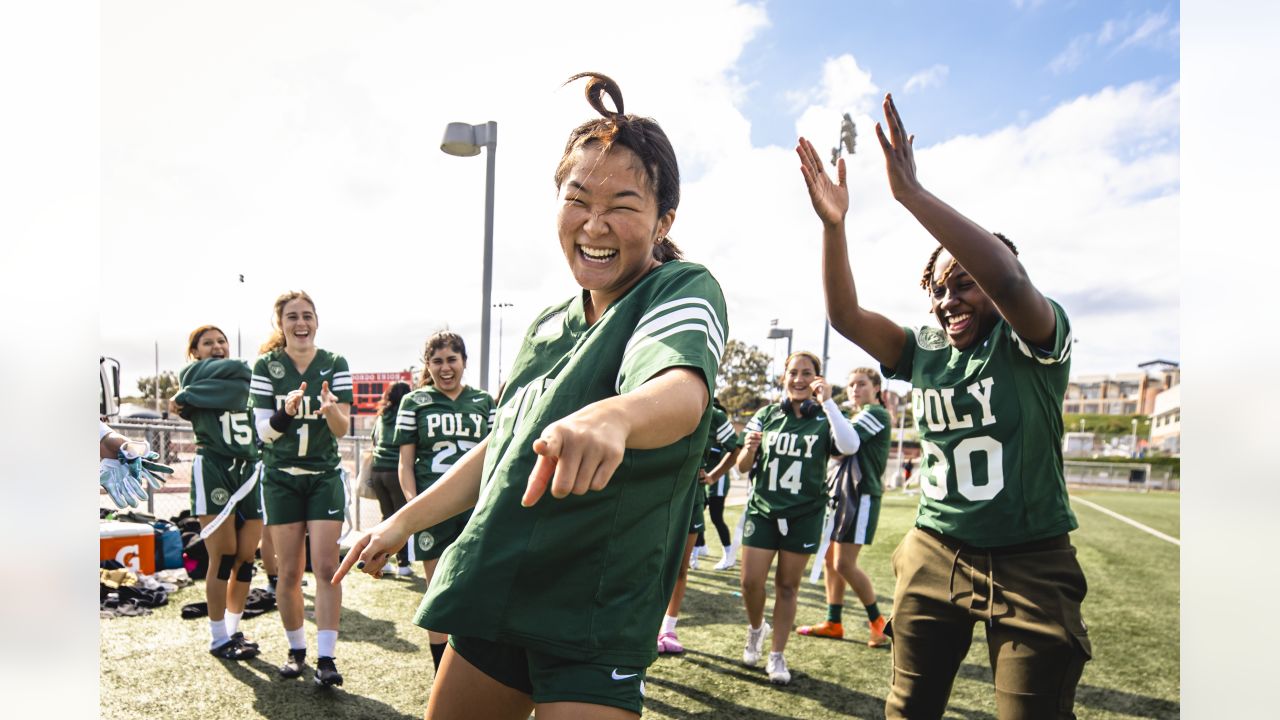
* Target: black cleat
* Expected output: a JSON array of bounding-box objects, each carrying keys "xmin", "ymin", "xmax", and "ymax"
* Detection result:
[
  {"xmin": 314, "ymin": 656, "xmax": 343, "ymax": 687},
  {"xmin": 278, "ymin": 648, "xmax": 306, "ymax": 679},
  {"xmin": 210, "ymin": 635, "xmax": 259, "ymax": 661}
]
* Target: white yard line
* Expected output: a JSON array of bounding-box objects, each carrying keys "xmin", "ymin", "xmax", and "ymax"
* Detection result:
[{"xmin": 1070, "ymin": 495, "xmax": 1180, "ymax": 547}]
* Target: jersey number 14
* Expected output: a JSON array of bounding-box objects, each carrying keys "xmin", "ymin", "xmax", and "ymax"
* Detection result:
[{"xmin": 766, "ymin": 458, "xmax": 803, "ymax": 495}]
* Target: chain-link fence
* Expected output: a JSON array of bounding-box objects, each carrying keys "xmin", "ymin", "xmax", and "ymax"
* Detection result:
[{"xmin": 102, "ymin": 421, "xmax": 387, "ymax": 529}]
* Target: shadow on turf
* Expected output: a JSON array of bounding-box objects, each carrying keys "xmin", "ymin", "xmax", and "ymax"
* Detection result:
[
  {"xmin": 955, "ymin": 663, "xmax": 1179, "ymax": 718},
  {"xmin": 215, "ymin": 655, "xmax": 418, "ymax": 720},
  {"xmin": 649, "ymin": 648, "xmax": 885, "ymax": 719}
]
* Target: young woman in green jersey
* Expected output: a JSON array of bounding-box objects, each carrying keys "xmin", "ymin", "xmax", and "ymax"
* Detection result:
[
  {"xmin": 170, "ymin": 324, "xmax": 261, "ymax": 660},
  {"xmin": 250, "ymin": 290, "xmax": 353, "ymax": 687},
  {"xmin": 336, "ymin": 72, "xmax": 727, "ymax": 720},
  {"xmin": 797, "ymin": 94, "xmax": 1089, "ymax": 718},
  {"xmin": 797, "ymin": 367, "xmax": 892, "ymax": 647},
  {"xmin": 369, "ymin": 380, "xmax": 412, "ymax": 577},
  {"xmin": 390, "ymin": 331, "xmax": 495, "ymax": 672},
  {"xmin": 734, "ymin": 350, "xmax": 861, "ymax": 685}
]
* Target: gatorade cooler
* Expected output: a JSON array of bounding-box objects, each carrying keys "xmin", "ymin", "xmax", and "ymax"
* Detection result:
[{"xmin": 100, "ymin": 521, "xmax": 156, "ymax": 574}]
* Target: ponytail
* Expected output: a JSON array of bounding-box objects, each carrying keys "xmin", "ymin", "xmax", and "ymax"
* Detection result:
[{"xmin": 652, "ymin": 236, "xmax": 683, "ymax": 263}]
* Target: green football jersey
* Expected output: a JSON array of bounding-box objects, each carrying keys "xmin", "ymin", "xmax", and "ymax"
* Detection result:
[
  {"xmin": 744, "ymin": 403, "xmax": 840, "ymax": 518},
  {"xmin": 419, "ymin": 260, "xmax": 728, "ymax": 667},
  {"xmin": 703, "ymin": 407, "xmax": 741, "ymax": 498},
  {"xmin": 177, "ymin": 359, "xmax": 257, "ymax": 461},
  {"xmin": 850, "ymin": 404, "xmax": 891, "ymax": 497},
  {"xmin": 250, "ymin": 349, "xmax": 353, "ymax": 471},
  {"xmin": 370, "ymin": 412, "xmax": 400, "ymax": 471},
  {"xmin": 885, "ymin": 299, "xmax": 1077, "ymax": 547},
  {"xmin": 392, "ymin": 384, "xmax": 495, "ymax": 491}
]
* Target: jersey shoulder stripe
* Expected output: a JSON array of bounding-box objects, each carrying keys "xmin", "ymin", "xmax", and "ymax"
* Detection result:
[{"xmin": 853, "ymin": 411, "xmax": 885, "ymax": 434}]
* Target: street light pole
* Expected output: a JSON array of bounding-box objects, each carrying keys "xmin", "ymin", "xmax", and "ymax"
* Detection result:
[
  {"xmin": 442, "ymin": 120, "xmax": 499, "ymax": 394},
  {"xmin": 493, "ymin": 302, "xmax": 513, "ymax": 393}
]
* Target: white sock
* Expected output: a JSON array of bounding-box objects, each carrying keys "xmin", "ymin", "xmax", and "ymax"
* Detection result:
[
  {"xmin": 661, "ymin": 615, "xmax": 679, "ymax": 634},
  {"xmin": 317, "ymin": 629, "xmax": 338, "ymax": 658},
  {"xmin": 750, "ymin": 622, "xmax": 763, "ymax": 633},
  {"xmin": 769, "ymin": 651, "xmax": 784, "ymax": 661},
  {"xmin": 285, "ymin": 626, "xmax": 307, "ymax": 651},
  {"xmin": 224, "ymin": 610, "xmax": 243, "ymax": 636},
  {"xmin": 209, "ymin": 619, "xmax": 229, "ymax": 649}
]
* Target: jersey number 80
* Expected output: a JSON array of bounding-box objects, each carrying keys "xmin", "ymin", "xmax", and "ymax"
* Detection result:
[{"xmin": 918, "ymin": 436, "xmax": 1004, "ymax": 502}]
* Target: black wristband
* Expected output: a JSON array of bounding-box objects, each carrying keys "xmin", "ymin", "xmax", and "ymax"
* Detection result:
[{"xmin": 269, "ymin": 408, "xmax": 293, "ymax": 433}]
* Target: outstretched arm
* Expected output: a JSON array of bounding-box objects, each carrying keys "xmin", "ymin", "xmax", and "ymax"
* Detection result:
[
  {"xmin": 876, "ymin": 93, "xmax": 1056, "ymax": 348},
  {"xmin": 796, "ymin": 137, "xmax": 907, "ymax": 369}
]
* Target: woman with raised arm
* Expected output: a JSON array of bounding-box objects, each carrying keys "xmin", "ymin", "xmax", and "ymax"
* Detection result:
[
  {"xmin": 250, "ymin": 291, "xmax": 353, "ymax": 687},
  {"xmin": 733, "ymin": 351, "xmax": 860, "ymax": 685},
  {"xmin": 797, "ymin": 94, "xmax": 1089, "ymax": 719},
  {"xmin": 170, "ymin": 325, "xmax": 262, "ymax": 661},
  {"xmin": 335, "ymin": 73, "xmax": 727, "ymax": 720}
]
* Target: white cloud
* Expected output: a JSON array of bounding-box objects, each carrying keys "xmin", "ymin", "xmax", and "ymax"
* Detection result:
[
  {"xmin": 903, "ymin": 64, "xmax": 949, "ymax": 94},
  {"xmin": 1050, "ymin": 8, "xmax": 1177, "ymax": 75},
  {"xmin": 99, "ymin": 2, "xmax": 1177, "ymax": 396}
]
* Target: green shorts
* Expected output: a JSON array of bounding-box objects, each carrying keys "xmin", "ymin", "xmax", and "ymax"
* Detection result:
[
  {"xmin": 449, "ymin": 635, "xmax": 647, "ymax": 714},
  {"xmin": 833, "ymin": 493, "xmax": 881, "ymax": 545},
  {"xmin": 687, "ymin": 484, "xmax": 707, "ymax": 535},
  {"xmin": 408, "ymin": 509, "xmax": 470, "ymax": 562},
  {"xmin": 190, "ymin": 453, "xmax": 261, "ymax": 520},
  {"xmin": 742, "ymin": 506, "xmax": 825, "ymax": 554},
  {"xmin": 259, "ymin": 465, "xmax": 346, "ymax": 526}
]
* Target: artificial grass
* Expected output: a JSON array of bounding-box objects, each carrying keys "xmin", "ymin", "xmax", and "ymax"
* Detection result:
[{"xmin": 100, "ymin": 490, "xmax": 1179, "ymax": 719}]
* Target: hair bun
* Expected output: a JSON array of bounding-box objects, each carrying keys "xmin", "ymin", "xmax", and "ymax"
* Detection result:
[{"xmin": 564, "ymin": 72, "xmax": 624, "ymax": 121}]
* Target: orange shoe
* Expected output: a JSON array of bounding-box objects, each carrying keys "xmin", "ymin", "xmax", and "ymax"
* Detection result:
[
  {"xmin": 797, "ymin": 620, "xmax": 844, "ymax": 639},
  {"xmin": 868, "ymin": 616, "xmax": 890, "ymax": 647}
]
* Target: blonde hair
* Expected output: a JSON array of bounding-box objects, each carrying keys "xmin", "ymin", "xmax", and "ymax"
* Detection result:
[
  {"xmin": 258, "ymin": 290, "xmax": 315, "ymax": 354},
  {"xmin": 783, "ymin": 350, "xmax": 822, "ymax": 377}
]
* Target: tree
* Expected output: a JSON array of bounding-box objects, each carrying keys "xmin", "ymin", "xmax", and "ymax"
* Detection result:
[
  {"xmin": 716, "ymin": 339, "xmax": 773, "ymax": 423},
  {"xmin": 137, "ymin": 371, "xmax": 180, "ymax": 402}
]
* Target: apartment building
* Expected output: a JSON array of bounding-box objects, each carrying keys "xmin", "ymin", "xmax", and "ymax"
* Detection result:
[{"xmin": 1064, "ymin": 360, "xmax": 1179, "ymax": 416}]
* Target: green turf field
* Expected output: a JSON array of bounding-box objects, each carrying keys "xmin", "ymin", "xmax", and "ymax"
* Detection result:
[{"xmin": 100, "ymin": 489, "xmax": 1179, "ymax": 719}]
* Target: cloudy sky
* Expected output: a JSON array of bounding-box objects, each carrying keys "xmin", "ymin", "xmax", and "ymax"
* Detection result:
[{"xmin": 101, "ymin": 0, "xmax": 1180, "ymax": 398}]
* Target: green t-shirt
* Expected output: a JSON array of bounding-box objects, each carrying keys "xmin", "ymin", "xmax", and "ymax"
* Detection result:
[
  {"xmin": 176, "ymin": 358, "xmax": 257, "ymax": 461},
  {"xmin": 850, "ymin": 403, "xmax": 891, "ymax": 497},
  {"xmin": 702, "ymin": 407, "xmax": 741, "ymax": 498},
  {"xmin": 370, "ymin": 412, "xmax": 400, "ymax": 471},
  {"xmin": 744, "ymin": 403, "xmax": 840, "ymax": 518},
  {"xmin": 419, "ymin": 260, "xmax": 728, "ymax": 666},
  {"xmin": 392, "ymin": 385, "xmax": 495, "ymax": 491},
  {"xmin": 885, "ymin": 299, "xmax": 1077, "ymax": 547},
  {"xmin": 250, "ymin": 349, "xmax": 353, "ymax": 471}
]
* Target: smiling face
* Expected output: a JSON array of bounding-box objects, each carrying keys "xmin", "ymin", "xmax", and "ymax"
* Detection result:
[
  {"xmin": 557, "ymin": 143, "xmax": 675, "ymax": 315},
  {"xmin": 192, "ymin": 329, "xmax": 230, "ymax": 360},
  {"xmin": 783, "ymin": 354, "xmax": 818, "ymax": 404},
  {"xmin": 280, "ymin": 297, "xmax": 317, "ymax": 352},
  {"xmin": 426, "ymin": 346, "xmax": 465, "ymax": 395},
  {"xmin": 929, "ymin": 250, "xmax": 1000, "ymax": 350}
]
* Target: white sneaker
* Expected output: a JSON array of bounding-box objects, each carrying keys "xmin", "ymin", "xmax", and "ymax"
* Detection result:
[
  {"xmin": 713, "ymin": 551, "xmax": 736, "ymax": 571},
  {"xmin": 742, "ymin": 622, "xmax": 771, "ymax": 666},
  {"xmin": 381, "ymin": 562, "xmax": 395, "ymax": 575},
  {"xmin": 396, "ymin": 564, "xmax": 413, "ymax": 577},
  {"xmin": 689, "ymin": 550, "xmax": 700, "ymax": 571},
  {"xmin": 766, "ymin": 652, "xmax": 791, "ymax": 685},
  {"xmin": 694, "ymin": 545, "xmax": 710, "ymax": 558}
]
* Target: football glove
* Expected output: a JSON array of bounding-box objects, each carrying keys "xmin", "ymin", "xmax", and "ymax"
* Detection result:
[
  {"xmin": 100, "ymin": 458, "xmax": 149, "ymax": 508},
  {"xmin": 119, "ymin": 442, "xmax": 173, "ymax": 490}
]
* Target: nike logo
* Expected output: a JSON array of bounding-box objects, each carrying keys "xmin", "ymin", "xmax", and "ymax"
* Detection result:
[
  {"xmin": 611, "ymin": 669, "xmax": 639, "ymax": 681},
  {"xmin": 319, "ymin": 369, "xmax": 332, "ymax": 376},
  {"xmin": 803, "ymin": 542, "xmax": 817, "ymax": 548},
  {"xmin": 327, "ymin": 509, "xmax": 341, "ymax": 515}
]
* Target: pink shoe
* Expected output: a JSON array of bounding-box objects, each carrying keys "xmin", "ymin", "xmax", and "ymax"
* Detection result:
[{"xmin": 656, "ymin": 631, "xmax": 685, "ymax": 655}]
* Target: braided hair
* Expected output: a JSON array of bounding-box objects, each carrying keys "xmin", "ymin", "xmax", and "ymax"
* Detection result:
[{"xmin": 919, "ymin": 232, "xmax": 1019, "ymax": 291}]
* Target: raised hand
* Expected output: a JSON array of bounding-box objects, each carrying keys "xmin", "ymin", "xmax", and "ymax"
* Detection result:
[
  {"xmin": 796, "ymin": 136, "xmax": 849, "ymax": 227},
  {"xmin": 743, "ymin": 430, "xmax": 763, "ymax": 454},
  {"xmin": 284, "ymin": 381, "xmax": 308, "ymax": 416},
  {"xmin": 810, "ymin": 376, "xmax": 831, "ymax": 404},
  {"xmin": 874, "ymin": 93, "xmax": 922, "ymax": 202},
  {"xmin": 317, "ymin": 380, "xmax": 339, "ymax": 417}
]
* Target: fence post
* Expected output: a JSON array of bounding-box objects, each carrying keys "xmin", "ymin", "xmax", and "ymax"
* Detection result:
[{"xmin": 353, "ymin": 434, "xmax": 362, "ymax": 531}]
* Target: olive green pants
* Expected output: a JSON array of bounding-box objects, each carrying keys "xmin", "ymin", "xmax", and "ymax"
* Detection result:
[{"xmin": 885, "ymin": 527, "xmax": 1092, "ymax": 719}]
